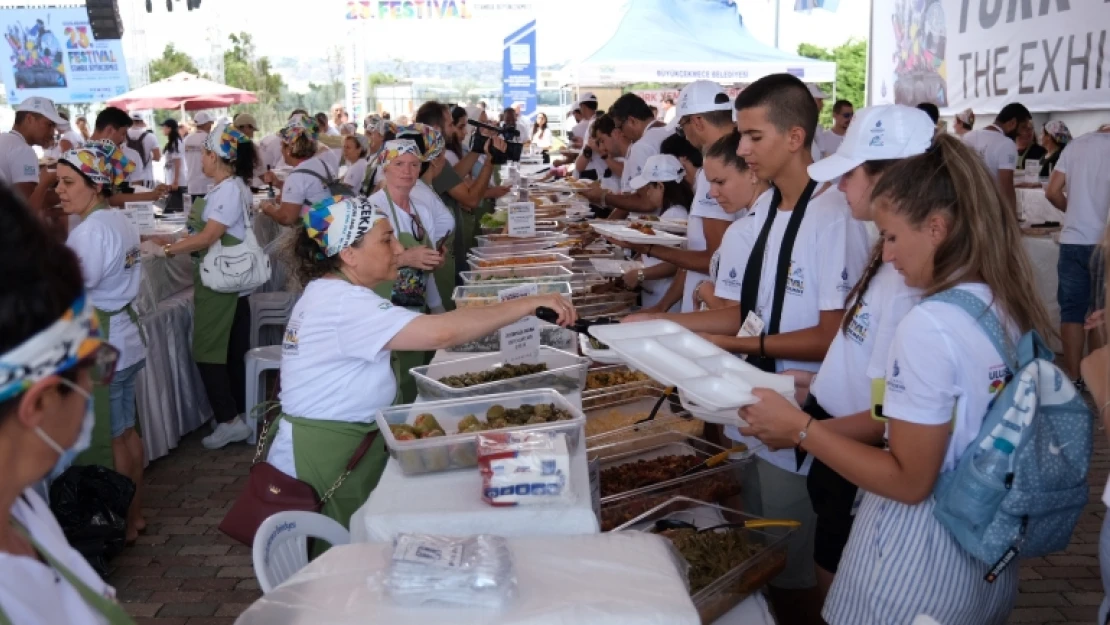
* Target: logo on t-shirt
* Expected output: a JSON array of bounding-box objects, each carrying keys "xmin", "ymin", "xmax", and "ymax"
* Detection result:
[
  {"xmin": 988, "ymin": 364, "xmax": 1012, "ymax": 394},
  {"xmin": 845, "ymin": 298, "xmax": 870, "ymax": 345},
  {"xmin": 124, "ymin": 246, "xmax": 141, "ymax": 269},
  {"xmin": 838, "ymin": 267, "xmax": 851, "ymax": 293},
  {"xmin": 379, "ymin": 301, "xmax": 393, "ymax": 310},
  {"xmin": 720, "ymin": 265, "xmax": 741, "ymax": 293},
  {"xmin": 888, "ymin": 359, "xmax": 906, "ymax": 393},
  {"xmin": 786, "ymin": 261, "xmax": 804, "ymax": 296},
  {"xmin": 23, "ymin": 164, "xmax": 36, "ymax": 176},
  {"xmin": 282, "ymin": 321, "xmax": 300, "ymax": 356}
]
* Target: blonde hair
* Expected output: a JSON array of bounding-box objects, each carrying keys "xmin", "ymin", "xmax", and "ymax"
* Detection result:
[
  {"xmin": 285, "ymin": 133, "xmax": 318, "ymax": 160},
  {"xmin": 871, "ymin": 134, "xmax": 1055, "ymax": 340}
]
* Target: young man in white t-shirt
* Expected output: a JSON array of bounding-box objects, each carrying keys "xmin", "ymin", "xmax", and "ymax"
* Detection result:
[
  {"xmin": 961, "ymin": 102, "xmax": 1029, "ymax": 214},
  {"xmin": 626, "ymin": 73, "xmax": 871, "ymax": 625},
  {"xmin": 1, "ymin": 97, "xmax": 67, "ymax": 215},
  {"xmin": 84, "ymin": 107, "xmax": 169, "ymax": 208},
  {"xmin": 124, "ymin": 113, "xmax": 161, "ymax": 187},
  {"xmin": 588, "ymin": 115, "xmax": 627, "ymax": 194},
  {"xmin": 184, "ymin": 111, "xmax": 216, "ymax": 201},
  {"xmin": 580, "ymin": 93, "xmax": 674, "ymax": 216},
  {"xmin": 1045, "ymin": 127, "xmax": 1110, "ymax": 384},
  {"xmin": 815, "ymin": 99, "xmax": 852, "ymax": 157}
]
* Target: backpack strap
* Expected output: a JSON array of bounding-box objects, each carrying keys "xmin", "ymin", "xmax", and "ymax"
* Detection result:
[
  {"xmin": 291, "ymin": 168, "xmax": 332, "ymax": 185},
  {"xmin": 927, "ymin": 289, "xmax": 1018, "ymax": 371}
]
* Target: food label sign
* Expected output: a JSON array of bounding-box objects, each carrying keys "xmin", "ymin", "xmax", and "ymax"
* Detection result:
[
  {"xmin": 498, "ymin": 283, "xmax": 540, "ymax": 364},
  {"xmin": 507, "ymin": 201, "xmax": 535, "ymax": 237},
  {"xmin": 124, "ymin": 202, "xmax": 156, "ymax": 231}
]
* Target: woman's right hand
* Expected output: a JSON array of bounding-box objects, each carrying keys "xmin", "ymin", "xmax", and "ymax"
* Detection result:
[
  {"xmin": 527, "ymin": 294, "xmax": 577, "ymax": 327},
  {"xmin": 622, "ymin": 311, "xmax": 659, "ymax": 324},
  {"xmin": 399, "ymin": 246, "xmax": 443, "ymax": 270}
]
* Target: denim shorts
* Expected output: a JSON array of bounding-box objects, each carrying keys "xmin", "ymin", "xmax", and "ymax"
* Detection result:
[
  {"xmin": 109, "ymin": 360, "xmax": 145, "ymax": 438},
  {"xmin": 1057, "ymin": 244, "xmax": 1098, "ymax": 324}
]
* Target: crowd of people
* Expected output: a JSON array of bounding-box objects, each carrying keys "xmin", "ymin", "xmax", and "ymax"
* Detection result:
[{"xmin": 1, "ymin": 72, "xmax": 1110, "ymax": 625}]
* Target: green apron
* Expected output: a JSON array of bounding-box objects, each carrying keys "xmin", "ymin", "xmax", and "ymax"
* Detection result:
[
  {"xmin": 262, "ymin": 413, "xmax": 387, "ymax": 557},
  {"xmin": 0, "ymin": 519, "xmax": 137, "ymax": 625},
  {"xmin": 372, "ymin": 191, "xmax": 432, "ymax": 404},
  {"xmin": 187, "ymin": 194, "xmax": 244, "ymax": 365}
]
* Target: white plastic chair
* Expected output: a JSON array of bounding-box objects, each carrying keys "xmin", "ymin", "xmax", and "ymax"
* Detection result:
[
  {"xmin": 912, "ymin": 616, "xmax": 943, "ymax": 625},
  {"xmin": 253, "ymin": 510, "xmax": 350, "ymax": 593},
  {"xmin": 244, "ymin": 345, "xmax": 282, "ymax": 445}
]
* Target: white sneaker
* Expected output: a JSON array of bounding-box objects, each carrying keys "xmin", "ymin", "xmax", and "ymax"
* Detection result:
[{"xmin": 202, "ymin": 417, "xmax": 252, "ymax": 450}]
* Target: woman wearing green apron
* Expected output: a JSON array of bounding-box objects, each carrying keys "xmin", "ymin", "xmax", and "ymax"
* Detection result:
[
  {"xmin": 58, "ymin": 142, "xmax": 149, "ymax": 543},
  {"xmin": 150, "ymin": 124, "xmax": 258, "ymax": 450},
  {"xmin": 0, "ymin": 192, "xmax": 136, "ymax": 623},
  {"xmin": 264, "ymin": 195, "xmax": 575, "ymax": 536}
]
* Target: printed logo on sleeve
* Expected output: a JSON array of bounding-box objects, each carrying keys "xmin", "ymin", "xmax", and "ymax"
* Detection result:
[
  {"xmin": 988, "ymin": 364, "xmax": 1012, "ymax": 394},
  {"xmin": 282, "ymin": 321, "xmax": 300, "ymax": 357},
  {"xmin": 124, "ymin": 246, "xmax": 141, "ymax": 269},
  {"xmin": 24, "ymin": 164, "xmax": 36, "ymax": 176},
  {"xmin": 838, "ymin": 267, "xmax": 851, "ymax": 293},
  {"xmin": 786, "ymin": 261, "xmax": 804, "ymax": 296},
  {"xmin": 887, "ymin": 359, "xmax": 906, "ymax": 393},
  {"xmin": 719, "ymin": 265, "xmax": 742, "ymax": 293},
  {"xmin": 845, "ymin": 298, "xmax": 870, "ymax": 345}
]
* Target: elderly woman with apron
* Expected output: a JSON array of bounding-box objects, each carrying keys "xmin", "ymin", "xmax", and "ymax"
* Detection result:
[
  {"xmin": 58, "ymin": 142, "xmax": 149, "ymax": 542},
  {"xmin": 264, "ymin": 196, "xmax": 576, "ymax": 532},
  {"xmin": 148, "ymin": 125, "xmax": 258, "ymax": 450}
]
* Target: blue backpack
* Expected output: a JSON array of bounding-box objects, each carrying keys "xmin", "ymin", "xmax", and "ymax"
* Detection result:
[{"xmin": 929, "ymin": 289, "xmax": 1092, "ymax": 582}]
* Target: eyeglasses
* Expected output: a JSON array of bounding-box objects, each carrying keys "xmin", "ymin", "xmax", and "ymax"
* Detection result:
[
  {"xmin": 840, "ymin": 112, "xmax": 854, "ymax": 119},
  {"xmin": 70, "ymin": 343, "xmax": 120, "ymax": 386}
]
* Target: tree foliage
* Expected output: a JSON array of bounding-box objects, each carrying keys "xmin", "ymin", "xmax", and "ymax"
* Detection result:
[
  {"xmin": 149, "ymin": 43, "xmax": 200, "ymax": 83},
  {"xmin": 223, "ymin": 32, "xmax": 287, "ymax": 134},
  {"xmin": 798, "ymin": 38, "xmax": 868, "ymax": 127}
]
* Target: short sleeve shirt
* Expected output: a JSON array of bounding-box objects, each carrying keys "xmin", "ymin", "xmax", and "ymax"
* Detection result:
[{"xmin": 0, "ymin": 131, "xmax": 40, "ymax": 186}]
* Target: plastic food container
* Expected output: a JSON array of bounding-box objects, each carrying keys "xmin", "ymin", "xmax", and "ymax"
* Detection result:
[
  {"xmin": 584, "ymin": 387, "xmax": 706, "ymax": 442},
  {"xmin": 459, "ymin": 265, "xmax": 575, "ymax": 285},
  {"xmin": 475, "ymin": 232, "xmax": 568, "ymax": 247},
  {"xmin": 375, "ymin": 389, "xmax": 586, "ymax": 475},
  {"xmin": 451, "ymin": 282, "xmax": 572, "ymax": 309},
  {"xmin": 467, "ymin": 252, "xmax": 575, "ymax": 271},
  {"xmin": 573, "ymin": 291, "xmax": 639, "ymax": 309},
  {"xmin": 411, "ymin": 346, "xmax": 590, "ymax": 400},
  {"xmin": 469, "ymin": 241, "xmax": 560, "ymax": 258},
  {"xmin": 613, "ymin": 497, "xmax": 792, "ymax": 624},
  {"xmin": 590, "ymin": 432, "xmax": 749, "ymax": 531}
]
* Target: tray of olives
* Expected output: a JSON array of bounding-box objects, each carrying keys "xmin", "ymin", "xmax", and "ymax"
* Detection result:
[
  {"xmin": 375, "ymin": 389, "xmax": 586, "ymax": 475},
  {"xmin": 410, "ymin": 346, "xmax": 589, "ymax": 400}
]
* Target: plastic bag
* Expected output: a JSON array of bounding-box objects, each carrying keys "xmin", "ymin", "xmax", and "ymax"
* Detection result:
[
  {"xmin": 48, "ymin": 465, "xmax": 136, "ymax": 577},
  {"xmin": 384, "ymin": 534, "xmax": 517, "ymax": 609},
  {"xmin": 479, "ymin": 432, "xmax": 572, "ymax": 507}
]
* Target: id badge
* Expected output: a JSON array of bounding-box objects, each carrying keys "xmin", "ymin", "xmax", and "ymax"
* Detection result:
[
  {"xmin": 738, "ymin": 311, "xmax": 765, "ymax": 338},
  {"xmin": 870, "ymin": 378, "xmax": 888, "ymax": 422}
]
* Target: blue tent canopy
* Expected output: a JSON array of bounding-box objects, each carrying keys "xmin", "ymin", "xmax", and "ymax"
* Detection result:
[{"xmin": 572, "ymin": 0, "xmax": 836, "ymax": 85}]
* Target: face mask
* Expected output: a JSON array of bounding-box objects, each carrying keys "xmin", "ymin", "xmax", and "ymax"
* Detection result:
[{"xmin": 36, "ymin": 378, "xmax": 95, "ymax": 480}]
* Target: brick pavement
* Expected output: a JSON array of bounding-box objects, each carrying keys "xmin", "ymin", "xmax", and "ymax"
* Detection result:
[{"xmin": 109, "ymin": 428, "xmax": 1110, "ymax": 624}]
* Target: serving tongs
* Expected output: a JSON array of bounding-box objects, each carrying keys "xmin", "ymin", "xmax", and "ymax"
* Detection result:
[
  {"xmin": 651, "ymin": 518, "xmax": 802, "ymax": 533},
  {"xmin": 534, "ymin": 306, "xmax": 620, "ymax": 337},
  {"xmin": 679, "ymin": 446, "xmax": 751, "ymax": 477}
]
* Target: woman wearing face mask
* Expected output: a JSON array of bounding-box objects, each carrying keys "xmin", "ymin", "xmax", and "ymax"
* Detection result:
[
  {"xmin": 741, "ymin": 133, "xmax": 1053, "ymax": 624},
  {"xmin": 58, "ymin": 144, "xmax": 148, "ymax": 543},
  {"xmin": 148, "ymin": 125, "xmax": 258, "ymax": 451},
  {"xmin": 0, "ymin": 189, "xmax": 138, "ymax": 624},
  {"xmin": 694, "ymin": 131, "xmax": 771, "ymax": 311},
  {"xmin": 341, "ymin": 134, "xmax": 370, "ymax": 192}
]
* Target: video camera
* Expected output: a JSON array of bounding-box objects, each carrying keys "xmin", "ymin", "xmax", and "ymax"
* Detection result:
[{"xmin": 467, "ymin": 119, "xmax": 523, "ymax": 165}]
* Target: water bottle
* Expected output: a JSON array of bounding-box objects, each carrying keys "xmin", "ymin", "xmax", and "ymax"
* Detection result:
[
  {"xmin": 947, "ymin": 436, "xmax": 1014, "ymax": 529},
  {"xmin": 974, "ymin": 437, "xmax": 1016, "ymax": 486}
]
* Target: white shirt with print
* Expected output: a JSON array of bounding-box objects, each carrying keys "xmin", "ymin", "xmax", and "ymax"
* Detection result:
[
  {"xmin": 270, "ymin": 279, "xmax": 420, "ymax": 478},
  {"xmin": 126, "ymin": 128, "xmax": 160, "ymax": 182},
  {"xmin": 962, "ymin": 126, "xmax": 1018, "ymax": 184},
  {"xmin": 883, "ymin": 283, "xmax": 1019, "ymax": 472},
  {"xmin": 620, "ymin": 124, "xmax": 674, "ymax": 196},
  {"xmin": 641, "ymin": 204, "xmax": 689, "ymax": 310},
  {"xmin": 0, "ymin": 131, "xmax": 40, "ymax": 185},
  {"xmin": 282, "ymin": 151, "xmax": 342, "ymax": 207},
  {"xmin": 183, "ymin": 131, "xmax": 212, "ymax": 195},
  {"xmin": 683, "ymin": 169, "xmax": 747, "ymax": 312},
  {"xmin": 1056, "ymin": 132, "xmax": 1110, "ymax": 246}
]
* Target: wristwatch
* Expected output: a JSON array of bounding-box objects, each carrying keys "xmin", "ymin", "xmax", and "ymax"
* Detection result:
[
  {"xmin": 636, "ymin": 268, "xmax": 645, "ymax": 285},
  {"xmin": 163, "ymin": 244, "xmax": 174, "ymax": 258}
]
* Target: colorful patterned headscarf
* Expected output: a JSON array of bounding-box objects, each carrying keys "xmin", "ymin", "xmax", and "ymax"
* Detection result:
[
  {"xmin": 394, "ymin": 123, "xmax": 445, "ymax": 162},
  {"xmin": 280, "ymin": 114, "xmax": 319, "ymax": 145},
  {"xmin": 60, "ymin": 141, "xmax": 135, "ymax": 188},
  {"xmin": 364, "ymin": 113, "xmax": 385, "ymax": 135},
  {"xmin": 1044, "ymin": 120, "xmax": 1072, "ymax": 146},
  {"xmin": 301, "ymin": 195, "xmax": 386, "ymax": 258},
  {"xmin": 0, "ymin": 293, "xmax": 104, "ymax": 402},
  {"xmin": 205, "ymin": 122, "xmax": 250, "ymax": 162},
  {"xmin": 377, "ymin": 139, "xmax": 422, "ymax": 168}
]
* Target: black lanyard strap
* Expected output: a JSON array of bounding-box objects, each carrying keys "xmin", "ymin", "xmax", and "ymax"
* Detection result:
[{"xmin": 739, "ymin": 179, "xmax": 819, "ymax": 371}]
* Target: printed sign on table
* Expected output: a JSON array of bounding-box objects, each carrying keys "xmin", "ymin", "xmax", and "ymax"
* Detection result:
[
  {"xmin": 498, "ymin": 283, "xmax": 539, "ymax": 365},
  {"xmin": 125, "ymin": 202, "xmax": 156, "ymax": 231},
  {"xmin": 507, "ymin": 201, "xmax": 535, "ymax": 237}
]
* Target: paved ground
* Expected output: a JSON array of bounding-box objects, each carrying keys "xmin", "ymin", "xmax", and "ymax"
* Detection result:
[{"xmin": 109, "ymin": 427, "xmax": 1109, "ymax": 625}]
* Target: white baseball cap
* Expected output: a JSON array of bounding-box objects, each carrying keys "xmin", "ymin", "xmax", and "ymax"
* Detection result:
[
  {"xmin": 628, "ymin": 154, "xmax": 686, "ymax": 191},
  {"xmin": 577, "ymin": 92, "xmax": 598, "ymax": 106},
  {"xmin": 807, "ymin": 84, "xmax": 829, "ymax": 100},
  {"xmin": 17, "ymin": 97, "xmax": 68, "ymax": 131},
  {"xmin": 675, "ymin": 80, "xmax": 732, "ymax": 119},
  {"xmin": 129, "ymin": 111, "xmax": 145, "ymax": 122},
  {"xmin": 808, "ymin": 104, "xmax": 936, "ymax": 182},
  {"xmin": 193, "ymin": 111, "xmax": 215, "ymax": 125}
]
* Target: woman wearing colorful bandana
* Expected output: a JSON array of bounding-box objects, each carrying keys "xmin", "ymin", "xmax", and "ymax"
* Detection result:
[
  {"xmin": 148, "ymin": 124, "xmax": 259, "ymax": 451},
  {"xmin": 57, "ymin": 143, "xmax": 148, "ymax": 542},
  {"xmin": 0, "ymin": 190, "xmax": 137, "ymax": 624},
  {"xmin": 1039, "ymin": 120, "xmax": 1072, "ymax": 178},
  {"xmin": 258, "ymin": 115, "xmax": 342, "ymax": 226},
  {"xmin": 264, "ymin": 195, "xmax": 576, "ymax": 533},
  {"xmin": 363, "ymin": 113, "xmax": 386, "ymax": 159}
]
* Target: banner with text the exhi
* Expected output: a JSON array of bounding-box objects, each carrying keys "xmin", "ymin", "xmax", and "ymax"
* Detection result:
[
  {"xmin": 0, "ymin": 6, "xmax": 129, "ymax": 104},
  {"xmin": 868, "ymin": 0, "xmax": 1110, "ymax": 114}
]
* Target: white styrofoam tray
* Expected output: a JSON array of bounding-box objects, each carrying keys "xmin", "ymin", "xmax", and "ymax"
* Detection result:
[
  {"xmin": 632, "ymin": 217, "xmax": 688, "ymax": 234},
  {"xmin": 579, "ymin": 332, "xmax": 623, "ymax": 365},
  {"xmin": 589, "ymin": 320, "xmax": 795, "ymax": 412},
  {"xmin": 590, "ymin": 223, "xmax": 687, "ymax": 247},
  {"xmin": 590, "ymin": 258, "xmax": 643, "ymax": 278}
]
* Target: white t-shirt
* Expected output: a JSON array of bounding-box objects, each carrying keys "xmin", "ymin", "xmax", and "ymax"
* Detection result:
[
  {"xmin": 663, "ymin": 107, "xmax": 677, "ymax": 124},
  {"xmin": 120, "ymin": 146, "xmax": 145, "ymax": 185},
  {"xmin": 125, "ymin": 128, "xmax": 159, "ymax": 183},
  {"xmin": 270, "ymin": 279, "xmax": 420, "ymax": 477},
  {"xmin": 66, "ymin": 209, "xmax": 145, "ymax": 371},
  {"xmin": 0, "ymin": 489, "xmax": 117, "ymax": 625},
  {"xmin": 1056, "ymin": 132, "xmax": 1110, "ymax": 246},
  {"xmin": 183, "ymin": 131, "xmax": 212, "ymax": 195},
  {"xmin": 717, "ymin": 188, "xmax": 871, "ymax": 472},
  {"xmin": 683, "ymin": 169, "xmax": 744, "ymax": 312},
  {"xmin": 883, "ymin": 283, "xmax": 1018, "ymax": 472},
  {"xmin": 962, "ymin": 125, "xmax": 1018, "ymax": 183},
  {"xmin": 0, "ymin": 131, "xmax": 40, "ymax": 186},
  {"xmin": 809, "ymin": 263, "xmax": 921, "ymax": 418},
  {"xmin": 258, "ymin": 133, "xmax": 285, "ymax": 171},
  {"xmin": 200, "ymin": 177, "xmax": 250, "ymax": 241},
  {"xmin": 162, "ymin": 139, "xmax": 185, "ymax": 188},
  {"xmin": 369, "ymin": 184, "xmax": 447, "ymax": 310},
  {"xmin": 342, "ymin": 158, "xmax": 370, "ymax": 193},
  {"xmin": 325, "ymin": 126, "xmax": 341, "ymax": 137},
  {"xmin": 642, "ymin": 204, "xmax": 689, "ymax": 310},
  {"xmin": 282, "ymin": 151, "xmax": 342, "ymax": 207},
  {"xmin": 516, "ymin": 119, "xmax": 532, "ymax": 143},
  {"xmin": 815, "ymin": 129, "xmax": 845, "ymax": 160},
  {"xmin": 571, "ymin": 118, "xmax": 592, "ymax": 146},
  {"xmin": 58, "ymin": 129, "xmax": 84, "ymax": 151},
  {"xmin": 620, "ymin": 124, "xmax": 674, "ymax": 195},
  {"xmin": 532, "ymin": 127, "xmax": 553, "ymax": 150}
]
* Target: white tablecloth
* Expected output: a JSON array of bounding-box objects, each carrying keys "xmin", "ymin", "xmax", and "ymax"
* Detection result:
[
  {"xmin": 350, "ymin": 443, "xmax": 598, "ymax": 543},
  {"xmin": 1023, "ymin": 235, "xmax": 1062, "ymax": 352},
  {"xmin": 236, "ymin": 534, "xmax": 699, "ymax": 625}
]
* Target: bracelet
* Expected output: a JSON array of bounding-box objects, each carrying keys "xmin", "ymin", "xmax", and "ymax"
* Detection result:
[
  {"xmin": 759, "ymin": 334, "xmax": 766, "ymax": 358},
  {"xmin": 636, "ymin": 269, "xmax": 645, "ymax": 285},
  {"xmin": 163, "ymin": 244, "xmax": 174, "ymax": 258},
  {"xmin": 797, "ymin": 416, "xmax": 815, "ymax": 446}
]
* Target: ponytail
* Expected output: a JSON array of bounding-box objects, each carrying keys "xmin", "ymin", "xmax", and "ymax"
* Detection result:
[{"xmin": 841, "ymin": 240, "xmax": 884, "ymax": 335}]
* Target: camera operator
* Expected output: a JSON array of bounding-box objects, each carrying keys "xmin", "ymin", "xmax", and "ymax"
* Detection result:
[{"xmin": 414, "ymin": 101, "xmax": 505, "ymax": 211}]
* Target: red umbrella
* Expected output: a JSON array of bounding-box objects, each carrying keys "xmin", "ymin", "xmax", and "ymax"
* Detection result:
[{"xmin": 105, "ymin": 72, "xmax": 258, "ymax": 111}]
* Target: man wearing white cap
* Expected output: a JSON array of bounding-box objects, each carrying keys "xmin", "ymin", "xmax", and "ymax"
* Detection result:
[
  {"xmin": 183, "ymin": 111, "xmax": 216, "ymax": 202},
  {"xmin": 570, "ymin": 92, "xmax": 598, "ymax": 149},
  {"xmin": 125, "ymin": 112, "xmax": 161, "ymax": 187},
  {"xmin": 0, "ymin": 96, "xmax": 67, "ymax": 212},
  {"xmin": 631, "ymin": 80, "xmax": 740, "ymax": 313},
  {"xmin": 623, "ymin": 153, "xmax": 690, "ymax": 310}
]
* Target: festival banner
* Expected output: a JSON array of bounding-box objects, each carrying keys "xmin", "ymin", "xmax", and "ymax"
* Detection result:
[
  {"xmin": 868, "ymin": 0, "xmax": 1110, "ymax": 113},
  {"xmin": 0, "ymin": 6, "xmax": 129, "ymax": 104},
  {"xmin": 633, "ymin": 87, "xmax": 744, "ymax": 106},
  {"xmin": 345, "ymin": 0, "xmax": 531, "ymax": 20},
  {"xmin": 502, "ymin": 19, "xmax": 536, "ymax": 116}
]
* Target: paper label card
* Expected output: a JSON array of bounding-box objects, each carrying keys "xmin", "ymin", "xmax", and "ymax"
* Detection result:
[
  {"xmin": 126, "ymin": 202, "xmax": 157, "ymax": 230},
  {"xmin": 498, "ymin": 283, "xmax": 540, "ymax": 364},
  {"xmin": 507, "ymin": 201, "xmax": 535, "ymax": 237}
]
